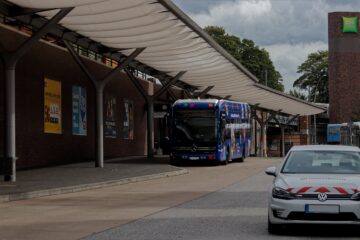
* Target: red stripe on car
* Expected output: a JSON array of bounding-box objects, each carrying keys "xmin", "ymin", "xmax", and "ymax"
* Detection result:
[
  {"xmin": 297, "ymin": 186, "xmax": 311, "ymax": 194},
  {"xmin": 314, "ymin": 187, "xmax": 331, "ymax": 193},
  {"xmin": 334, "ymin": 187, "xmax": 348, "ymax": 194}
]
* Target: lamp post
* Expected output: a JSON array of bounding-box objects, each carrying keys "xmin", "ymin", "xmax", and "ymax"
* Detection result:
[{"xmin": 313, "ymin": 94, "xmax": 318, "ymax": 145}]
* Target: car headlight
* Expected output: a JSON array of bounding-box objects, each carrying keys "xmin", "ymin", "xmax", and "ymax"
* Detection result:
[
  {"xmin": 272, "ymin": 187, "xmax": 294, "ymax": 200},
  {"xmin": 350, "ymin": 192, "xmax": 360, "ymax": 201}
]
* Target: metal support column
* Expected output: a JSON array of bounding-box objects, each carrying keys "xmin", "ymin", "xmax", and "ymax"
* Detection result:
[
  {"xmin": 64, "ymin": 41, "xmax": 145, "ymax": 167},
  {"xmin": 1, "ymin": 8, "xmax": 73, "ymax": 181},
  {"xmin": 147, "ymin": 97, "xmax": 154, "ymax": 158},
  {"xmin": 126, "ymin": 70, "xmax": 186, "ymax": 159},
  {"xmin": 254, "ymin": 119, "xmax": 258, "ymax": 156},
  {"xmin": 95, "ymin": 87, "xmax": 104, "ymax": 167},
  {"xmin": 260, "ymin": 122, "xmax": 266, "ymax": 157},
  {"xmin": 281, "ymin": 125, "xmax": 285, "ymax": 157},
  {"xmin": 4, "ymin": 61, "xmax": 16, "ymax": 181},
  {"xmin": 272, "ymin": 113, "xmax": 299, "ymax": 157},
  {"xmin": 313, "ymin": 114, "xmax": 317, "ymax": 144},
  {"xmin": 251, "ymin": 106, "xmax": 262, "ymax": 157}
]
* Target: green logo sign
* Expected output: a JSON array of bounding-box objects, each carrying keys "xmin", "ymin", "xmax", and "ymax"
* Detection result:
[{"xmin": 342, "ymin": 16, "xmax": 358, "ymax": 33}]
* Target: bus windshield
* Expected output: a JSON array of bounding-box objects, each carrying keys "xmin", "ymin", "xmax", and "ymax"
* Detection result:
[{"xmin": 173, "ymin": 110, "xmax": 217, "ymax": 146}]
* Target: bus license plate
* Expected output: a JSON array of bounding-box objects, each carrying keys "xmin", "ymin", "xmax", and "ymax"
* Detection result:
[
  {"xmin": 189, "ymin": 157, "xmax": 200, "ymax": 160},
  {"xmin": 305, "ymin": 204, "xmax": 339, "ymax": 214}
]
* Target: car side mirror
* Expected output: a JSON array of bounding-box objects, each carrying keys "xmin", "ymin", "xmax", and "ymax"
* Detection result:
[{"xmin": 265, "ymin": 166, "xmax": 277, "ymax": 177}]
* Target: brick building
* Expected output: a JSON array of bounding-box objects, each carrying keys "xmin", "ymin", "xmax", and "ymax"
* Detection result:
[{"xmin": 329, "ymin": 12, "xmax": 360, "ymax": 123}]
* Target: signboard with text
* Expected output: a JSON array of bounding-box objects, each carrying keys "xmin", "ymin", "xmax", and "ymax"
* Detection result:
[
  {"xmin": 72, "ymin": 86, "xmax": 87, "ymax": 136},
  {"xmin": 44, "ymin": 78, "xmax": 62, "ymax": 134},
  {"xmin": 123, "ymin": 99, "xmax": 134, "ymax": 140},
  {"xmin": 105, "ymin": 95, "xmax": 117, "ymax": 138}
]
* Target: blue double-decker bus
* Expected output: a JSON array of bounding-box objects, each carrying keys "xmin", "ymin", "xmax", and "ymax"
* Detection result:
[{"xmin": 170, "ymin": 99, "xmax": 251, "ymax": 164}]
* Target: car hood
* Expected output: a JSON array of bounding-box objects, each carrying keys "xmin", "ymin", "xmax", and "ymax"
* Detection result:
[{"xmin": 275, "ymin": 174, "xmax": 360, "ymax": 194}]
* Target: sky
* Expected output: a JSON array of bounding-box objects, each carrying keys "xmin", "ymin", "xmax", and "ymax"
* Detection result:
[{"xmin": 173, "ymin": 0, "xmax": 360, "ymax": 92}]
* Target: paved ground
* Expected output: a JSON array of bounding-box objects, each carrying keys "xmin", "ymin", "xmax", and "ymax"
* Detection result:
[
  {"xmin": 85, "ymin": 166, "xmax": 360, "ymax": 240},
  {"xmin": 0, "ymin": 157, "xmax": 184, "ymax": 200},
  {"xmin": 0, "ymin": 157, "xmax": 280, "ymax": 240}
]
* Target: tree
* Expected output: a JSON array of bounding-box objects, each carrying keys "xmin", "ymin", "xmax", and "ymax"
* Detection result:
[
  {"xmin": 204, "ymin": 26, "xmax": 284, "ymax": 92},
  {"xmin": 289, "ymin": 89, "xmax": 306, "ymax": 100},
  {"xmin": 293, "ymin": 50, "xmax": 328, "ymax": 103}
]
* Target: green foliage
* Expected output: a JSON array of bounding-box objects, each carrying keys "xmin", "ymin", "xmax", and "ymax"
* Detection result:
[
  {"xmin": 289, "ymin": 89, "xmax": 306, "ymax": 100},
  {"xmin": 293, "ymin": 50, "xmax": 328, "ymax": 103},
  {"xmin": 204, "ymin": 26, "xmax": 284, "ymax": 92}
]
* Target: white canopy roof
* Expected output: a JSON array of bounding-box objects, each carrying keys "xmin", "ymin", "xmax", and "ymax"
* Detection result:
[{"xmin": 7, "ymin": 0, "xmax": 325, "ymax": 116}]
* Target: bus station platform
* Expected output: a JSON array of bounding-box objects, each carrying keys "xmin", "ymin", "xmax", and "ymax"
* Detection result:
[{"xmin": 0, "ymin": 157, "xmax": 187, "ymax": 202}]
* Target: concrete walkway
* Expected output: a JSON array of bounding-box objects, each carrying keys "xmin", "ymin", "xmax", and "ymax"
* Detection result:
[
  {"xmin": 0, "ymin": 157, "xmax": 282, "ymax": 240},
  {"xmin": 0, "ymin": 156, "xmax": 187, "ymax": 202}
]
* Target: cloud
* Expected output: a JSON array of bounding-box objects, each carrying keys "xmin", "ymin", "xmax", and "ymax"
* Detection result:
[
  {"xmin": 265, "ymin": 41, "xmax": 328, "ymax": 91},
  {"xmin": 174, "ymin": 0, "xmax": 360, "ymax": 91},
  {"xmin": 188, "ymin": 0, "xmax": 331, "ymax": 45}
]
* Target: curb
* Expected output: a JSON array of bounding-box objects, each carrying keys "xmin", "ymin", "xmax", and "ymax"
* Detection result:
[{"xmin": 0, "ymin": 168, "xmax": 188, "ymax": 203}]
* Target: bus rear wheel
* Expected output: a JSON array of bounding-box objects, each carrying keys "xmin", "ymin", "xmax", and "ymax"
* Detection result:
[{"xmin": 238, "ymin": 148, "xmax": 246, "ymax": 163}]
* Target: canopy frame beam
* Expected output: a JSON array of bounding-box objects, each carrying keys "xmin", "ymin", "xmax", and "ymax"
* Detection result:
[
  {"xmin": 64, "ymin": 40, "xmax": 145, "ymax": 168},
  {"xmin": 0, "ymin": 7, "xmax": 73, "ymax": 182},
  {"xmin": 194, "ymin": 86, "xmax": 214, "ymax": 99},
  {"xmin": 125, "ymin": 69, "xmax": 186, "ymax": 158}
]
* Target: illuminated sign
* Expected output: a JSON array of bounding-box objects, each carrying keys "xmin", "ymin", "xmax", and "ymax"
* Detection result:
[{"xmin": 342, "ymin": 16, "xmax": 358, "ymax": 33}]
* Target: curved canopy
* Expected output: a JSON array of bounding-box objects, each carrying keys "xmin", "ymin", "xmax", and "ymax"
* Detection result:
[{"xmin": 6, "ymin": 0, "xmax": 325, "ymax": 115}]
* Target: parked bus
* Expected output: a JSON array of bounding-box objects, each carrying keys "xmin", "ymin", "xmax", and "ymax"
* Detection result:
[{"xmin": 170, "ymin": 99, "xmax": 251, "ymax": 164}]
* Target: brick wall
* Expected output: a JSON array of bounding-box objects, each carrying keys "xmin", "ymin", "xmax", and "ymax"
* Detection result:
[
  {"xmin": 329, "ymin": 12, "xmax": 360, "ymax": 123},
  {"xmin": 0, "ymin": 25, "xmax": 154, "ymax": 170}
]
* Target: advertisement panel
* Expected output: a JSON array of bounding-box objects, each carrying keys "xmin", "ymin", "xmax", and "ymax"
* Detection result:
[
  {"xmin": 327, "ymin": 124, "xmax": 341, "ymax": 143},
  {"xmin": 72, "ymin": 86, "xmax": 87, "ymax": 136},
  {"xmin": 123, "ymin": 99, "xmax": 134, "ymax": 140},
  {"xmin": 105, "ymin": 95, "xmax": 117, "ymax": 138},
  {"xmin": 44, "ymin": 78, "xmax": 62, "ymax": 134}
]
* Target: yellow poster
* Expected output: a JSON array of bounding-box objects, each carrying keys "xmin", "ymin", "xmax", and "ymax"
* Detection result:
[{"xmin": 44, "ymin": 78, "xmax": 62, "ymax": 134}]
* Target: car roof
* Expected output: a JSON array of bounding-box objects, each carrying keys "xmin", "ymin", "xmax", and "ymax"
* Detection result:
[{"xmin": 290, "ymin": 145, "xmax": 360, "ymax": 152}]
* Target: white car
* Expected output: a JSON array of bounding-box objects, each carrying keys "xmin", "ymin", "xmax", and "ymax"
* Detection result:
[{"xmin": 266, "ymin": 145, "xmax": 360, "ymax": 234}]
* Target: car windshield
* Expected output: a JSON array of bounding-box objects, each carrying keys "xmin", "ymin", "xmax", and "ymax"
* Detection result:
[{"xmin": 282, "ymin": 150, "xmax": 360, "ymax": 174}]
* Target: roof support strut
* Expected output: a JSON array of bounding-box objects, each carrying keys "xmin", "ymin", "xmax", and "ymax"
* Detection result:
[
  {"xmin": 0, "ymin": 7, "xmax": 73, "ymax": 182},
  {"xmin": 251, "ymin": 107, "xmax": 269, "ymax": 158},
  {"xmin": 64, "ymin": 41, "xmax": 145, "ymax": 168},
  {"xmin": 194, "ymin": 86, "xmax": 214, "ymax": 99},
  {"xmin": 183, "ymin": 89, "xmax": 194, "ymax": 99},
  {"xmin": 270, "ymin": 113, "xmax": 300, "ymax": 157},
  {"xmin": 125, "ymin": 69, "xmax": 186, "ymax": 158},
  {"xmin": 157, "ymin": 78, "xmax": 177, "ymax": 101}
]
